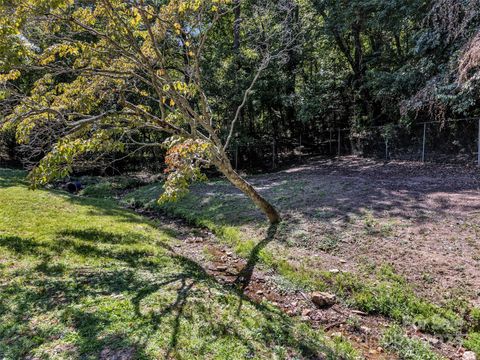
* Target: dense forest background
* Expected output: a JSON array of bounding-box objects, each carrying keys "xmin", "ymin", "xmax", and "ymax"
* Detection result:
[{"xmin": 1, "ymin": 0, "xmax": 480, "ymax": 172}]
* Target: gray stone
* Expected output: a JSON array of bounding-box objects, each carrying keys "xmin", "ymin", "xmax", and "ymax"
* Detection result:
[{"xmin": 463, "ymin": 351, "xmax": 477, "ymax": 360}]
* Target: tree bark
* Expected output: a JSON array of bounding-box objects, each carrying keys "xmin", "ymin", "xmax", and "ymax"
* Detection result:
[
  {"xmin": 233, "ymin": 0, "xmax": 241, "ymax": 54},
  {"xmin": 215, "ymin": 158, "xmax": 281, "ymax": 224},
  {"xmin": 284, "ymin": 1, "xmax": 299, "ymax": 136}
]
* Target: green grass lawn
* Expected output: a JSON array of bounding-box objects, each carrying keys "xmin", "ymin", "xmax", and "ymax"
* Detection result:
[{"xmin": 0, "ymin": 169, "xmax": 358, "ymax": 360}]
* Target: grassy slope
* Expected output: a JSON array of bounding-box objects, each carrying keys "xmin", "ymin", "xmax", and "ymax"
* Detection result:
[
  {"xmin": 0, "ymin": 169, "xmax": 357, "ymax": 360},
  {"xmin": 123, "ymin": 180, "xmax": 479, "ymax": 358}
]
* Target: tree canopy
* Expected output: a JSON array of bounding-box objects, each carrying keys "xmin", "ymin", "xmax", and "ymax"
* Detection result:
[{"xmin": 1, "ymin": 0, "xmax": 480, "ymax": 222}]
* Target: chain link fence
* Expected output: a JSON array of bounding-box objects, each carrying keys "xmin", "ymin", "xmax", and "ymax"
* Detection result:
[
  {"xmin": 3, "ymin": 118, "xmax": 478, "ymax": 171},
  {"xmin": 228, "ymin": 118, "xmax": 480, "ymax": 170},
  {"xmin": 354, "ymin": 118, "xmax": 480, "ymax": 164}
]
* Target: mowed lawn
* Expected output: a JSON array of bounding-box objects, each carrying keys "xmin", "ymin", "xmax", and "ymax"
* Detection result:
[{"xmin": 0, "ymin": 169, "xmax": 356, "ymax": 360}]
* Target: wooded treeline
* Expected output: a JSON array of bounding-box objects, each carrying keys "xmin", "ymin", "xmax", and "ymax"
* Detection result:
[{"xmin": 1, "ymin": 0, "xmax": 480, "ymax": 172}]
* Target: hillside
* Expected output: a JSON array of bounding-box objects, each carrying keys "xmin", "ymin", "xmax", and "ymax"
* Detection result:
[{"xmin": 0, "ymin": 168, "xmax": 356, "ymax": 360}]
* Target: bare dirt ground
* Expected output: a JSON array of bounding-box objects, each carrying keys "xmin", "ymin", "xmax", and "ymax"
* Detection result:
[
  {"xmin": 197, "ymin": 156, "xmax": 480, "ymax": 307},
  {"xmin": 275, "ymin": 156, "xmax": 480, "ymax": 306}
]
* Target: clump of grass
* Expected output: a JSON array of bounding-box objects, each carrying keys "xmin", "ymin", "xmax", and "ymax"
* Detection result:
[
  {"xmin": 464, "ymin": 332, "xmax": 480, "ymax": 355},
  {"xmin": 321, "ymin": 267, "xmax": 462, "ymax": 336},
  {"xmin": 470, "ymin": 308, "xmax": 480, "ymax": 331},
  {"xmin": 318, "ymin": 234, "xmax": 339, "ymax": 252},
  {"xmin": 363, "ymin": 211, "xmax": 395, "ymax": 236},
  {"xmin": 80, "ymin": 176, "xmax": 145, "ymax": 198},
  {"xmin": 80, "ymin": 182, "xmax": 117, "ymax": 198},
  {"xmin": 345, "ymin": 278, "xmax": 461, "ymax": 335},
  {"xmin": 381, "ymin": 325, "xmax": 445, "ymax": 360},
  {"xmin": 121, "ymin": 183, "xmax": 164, "ymax": 208}
]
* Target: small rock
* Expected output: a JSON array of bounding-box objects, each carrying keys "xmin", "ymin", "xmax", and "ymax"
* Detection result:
[
  {"xmin": 286, "ymin": 309, "xmax": 297, "ymax": 316},
  {"xmin": 463, "ymin": 351, "xmax": 477, "ymax": 360},
  {"xmin": 301, "ymin": 309, "xmax": 312, "ymax": 317},
  {"xmin": 256, "ymin": 290, "xmax": 264, "ymax": 295},
  {"xmin": 340, "ymin": 259, "xmax": 347, "ymax": 264},
  {"xmin": 311, "ymin": 292, "xmax": 336, "ymax": 309},
  {"xmin": 376, "ymin": 347, "xmax": 383, "ymax": 353},
  {"xmin": 329, "ymin": 268, "xmax": 340, "ymax": 274},
  {"xmin": 360, "ymin": 326, "xmax": 371, "ymax": 334},
  {"xmin": 368, "ymin": 349, "xmax": 378, "ymax": 355},
  {"xmin": 215, "ymin": 265, "xmax": 228, "ymax": 271}
]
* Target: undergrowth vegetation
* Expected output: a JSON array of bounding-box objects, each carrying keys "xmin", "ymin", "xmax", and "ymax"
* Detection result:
[
  {"xmin": 465, "ymin": 333, "xmax": 480, "ymax": 355},
  {"xmin": 78, "ymin": 176, "xmax": 146, "ymax": 199},
  {"xmin": 381, "ymin": 326, "xmax": 444, "ymax": 360}
]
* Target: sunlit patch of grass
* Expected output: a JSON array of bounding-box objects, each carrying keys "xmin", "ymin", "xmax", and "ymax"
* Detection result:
[
  {"xmin": 0, "ymin": 169, "xmax": 359, "ymax": 360},
  {"xmin": 464, "ymin": 332, "xmax": 480, "ymax": 356}
]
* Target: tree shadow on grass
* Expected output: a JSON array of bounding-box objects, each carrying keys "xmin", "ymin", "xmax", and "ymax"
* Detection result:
[
  {"xmin": 162, "ymin": 157, "xmax": 480, "ymax": 238},
  {"xmin": 235, "ymin": 223, "xmax": 278, "ymax": 290},
  {"xmin": 0, "ymin": 229, "xmax": 333, "ymax": 360},
  {"xmin": 0, "ymin": 168, "xmax": 27, "ymax": 188},
  {"xmin": 0, "ymin": 235, "xmax": 44, "ymax": 255},
  {"xmin": 59, "ymin": 229, "xmax": 146, "ymax": 245}
]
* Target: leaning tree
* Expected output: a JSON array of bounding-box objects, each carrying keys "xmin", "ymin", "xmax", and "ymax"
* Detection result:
[{"xmin": 0, "ymin": 0, "xmax": 297, "ymax": 224}]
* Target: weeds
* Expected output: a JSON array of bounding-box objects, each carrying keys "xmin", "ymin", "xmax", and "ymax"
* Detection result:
[
  {"xmin": 464, "ymin": 332, "xmax": 480, "ymax": 355},
  {"xmin": 381, "ymin": 326, "xmax": 444, "ymax": 360}
]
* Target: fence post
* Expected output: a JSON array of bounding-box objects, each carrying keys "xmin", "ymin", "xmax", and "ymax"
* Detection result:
[
  {"xmin": 385, "ymin": 138, "xmax": 389, "ymax": 161},
  {"xmin": 422, "ymin": 123, "xmax": 427, "ymax": 163},
  {"xmin": 272, "ymin": 140, "xmax": 276, "ymax": 170},
  {"xmin": 478, "ymin": 119, "xmax": 480, "ymax": 166},
  {"xmin": 337, "ymin": 128, "xmax": 341, "ymax": 157}
]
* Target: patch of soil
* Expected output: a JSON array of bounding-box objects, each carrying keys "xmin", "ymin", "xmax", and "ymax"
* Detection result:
[
  {"xmin": 100, "ymin": 347, "xmax": 136, "ymax": 360},
  {"xmin": 194, "ymin": 157, "xmax": 480, "ymax": 306}
]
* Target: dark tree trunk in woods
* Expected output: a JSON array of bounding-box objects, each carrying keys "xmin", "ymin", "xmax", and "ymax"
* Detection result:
[
  {"xmin": 233, "ymin": 0, "xmax": 241, "ymax": 54},
  {"xmin": 351, "ymin": 21, "xmax": 375, "ymax": 125},
  {"xmin": 215, "ymin": 158, "xmax": 281, "ymax": 224},
  {"xmin": 394, "ymin": 33, "xmax": 403, "ymax": 58},
  {"xmin": 284, "ymin": 1, "xmax": 299, "ymax": 137}
]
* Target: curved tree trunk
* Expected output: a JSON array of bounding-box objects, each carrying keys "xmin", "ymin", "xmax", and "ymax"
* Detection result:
[{"xmin": 215, "ymin": 158, "xmax": 281, "ymax": 224}]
